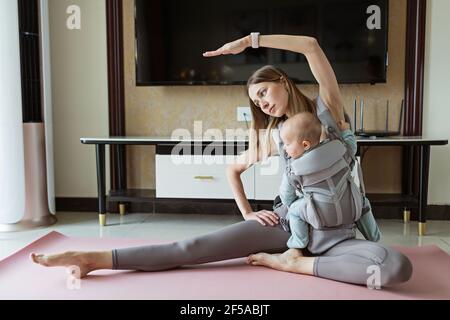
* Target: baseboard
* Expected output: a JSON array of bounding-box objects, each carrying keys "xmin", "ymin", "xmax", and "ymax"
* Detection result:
[
  {"xmin": 56, "ymin": 198, "xmax": 450, "ymax": 220},
  {"xmin": 423, "ymin": 205, "xmax": 450, "ymax": 220},
  {"xmin": 56, "ymin": 198, "xmax": 98, "ymax": 212}
]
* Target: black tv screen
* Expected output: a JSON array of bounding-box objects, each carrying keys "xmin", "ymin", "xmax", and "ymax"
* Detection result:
[{"xmin": 135, "ymin": 0, "xmax": 389, "ymax": 85}]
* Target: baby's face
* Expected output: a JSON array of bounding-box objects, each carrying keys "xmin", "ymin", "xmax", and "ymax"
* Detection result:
[{"xmin": 280, "ymin": 129, "xmax": 307, "ymax": 159}]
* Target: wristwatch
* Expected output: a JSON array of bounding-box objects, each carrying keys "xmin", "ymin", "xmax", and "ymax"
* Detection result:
[{"xmin": 250, "ymin": 32, "xmax": 260, "ymax": 49}]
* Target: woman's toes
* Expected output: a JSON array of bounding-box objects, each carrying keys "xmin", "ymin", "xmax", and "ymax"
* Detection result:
[
  {"xmin": 248, "ymin": 254, "xmax": 261, "ymax": 265},
  {"xmin": 30, "ymin": 253, "xmax": 39, "ymax": 264},
  {"xmin": 250, "ymin": 253, "xmax": 268, "ymax": 263},
  {"xmin": 247, "ymin": 255, "xmax": 260, "ymax": 266},
  {"xmin": 31, "ymin": 253, "xmax": 48, "ymax": 266}
]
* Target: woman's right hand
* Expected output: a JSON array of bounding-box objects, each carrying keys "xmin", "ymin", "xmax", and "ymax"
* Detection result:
[
  {"xmin": 244, "ymin": 210, "xmax": 280, "ymax": 226},
  {"xmin": 203, "ymin": 36, "xmax": 251, "ymax": 57}
]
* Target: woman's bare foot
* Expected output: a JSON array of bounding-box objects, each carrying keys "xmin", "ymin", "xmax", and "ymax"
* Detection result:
[
  {"xmin": 247, "ymin": 248, "xmax": 315, "ymax": 275},
  {"xmin": 30, "ymin": 251, "xmax": 113, "ymax": 279}
]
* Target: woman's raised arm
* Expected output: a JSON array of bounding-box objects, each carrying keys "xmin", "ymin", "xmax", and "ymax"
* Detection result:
[
  {"xmin": 302, "ymin": 38, "xmax": 345, "ymax": 123},
  {"xmin": 204, "ymin": 34, "xmax": 345, "ymax": 123}
]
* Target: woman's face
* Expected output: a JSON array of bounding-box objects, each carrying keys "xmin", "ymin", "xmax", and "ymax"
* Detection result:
[{"xmin": 248, "ymin": 82, "xmax": 289, "ymax": 118}]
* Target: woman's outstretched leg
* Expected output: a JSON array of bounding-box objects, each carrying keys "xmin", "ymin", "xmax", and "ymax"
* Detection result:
[
  {"xmin": 31, "ymin": 220, "xmax": 290, "ymax": 278},
  {"xmin": 112, "ymin": 220, "xmax": 290, "ymax": 271}
]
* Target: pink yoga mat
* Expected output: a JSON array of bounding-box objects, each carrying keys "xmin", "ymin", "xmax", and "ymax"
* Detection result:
[{"xmin": 0, "ymin": 231, "xmax": 449, "ymax": 300}]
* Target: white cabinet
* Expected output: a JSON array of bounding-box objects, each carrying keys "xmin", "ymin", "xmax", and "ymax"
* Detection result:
[
  {"xmin": 156, "ymin": 154, "xmax": 283, "ymax": 201},
  {"xmin": 156, "ymin": 155, "xmax": 255, "ymax": 199},
  {"xmin": 254, "ymin": 157, "xmax": 284, "ymax": 201}
]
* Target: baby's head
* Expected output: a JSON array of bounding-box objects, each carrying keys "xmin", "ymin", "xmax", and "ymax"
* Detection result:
[{"xmin": 280, "ymin": 112, "xmax": 322, "ymax": 159}]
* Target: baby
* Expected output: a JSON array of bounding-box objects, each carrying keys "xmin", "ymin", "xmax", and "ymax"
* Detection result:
[
  {"xmin": 278, "ymin": 112, "xmax": 379, "ymax": 253},
  {"xmin": 280, "ymin": 112, "xmax": 326, "ymax": 160}
]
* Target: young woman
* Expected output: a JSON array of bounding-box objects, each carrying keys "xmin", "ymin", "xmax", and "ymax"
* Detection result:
[{"xmin": 31, "ymin": 34, "xmax": 412, "ymax": 287}]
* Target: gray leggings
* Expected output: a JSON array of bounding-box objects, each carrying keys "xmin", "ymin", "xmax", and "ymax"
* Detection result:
[{"xmin": 112, "ymin": 220, "xmax": 413, "ymax": 287}]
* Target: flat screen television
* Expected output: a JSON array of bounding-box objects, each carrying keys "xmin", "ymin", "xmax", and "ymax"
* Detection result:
[{"xmin": 135, "ymin": 0, "xmax": 389, "ymax": 86}]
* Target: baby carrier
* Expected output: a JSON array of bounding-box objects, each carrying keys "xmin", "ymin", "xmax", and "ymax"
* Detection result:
[{"xmin": 273, "ymin": 96, "xmax": 369, "ymax": 254}]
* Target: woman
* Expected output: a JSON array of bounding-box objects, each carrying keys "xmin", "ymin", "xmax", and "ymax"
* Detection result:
[{"xmin": 31, "ymin": 34, "xmax": 412, "ymax": 287}]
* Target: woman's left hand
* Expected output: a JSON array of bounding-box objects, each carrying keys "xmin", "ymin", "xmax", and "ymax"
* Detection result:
[
  {"xmin": 203, "ymin": 36, "xmax": 250, "ymax": 57},
  {"xmin": 337, "ymin": 120, "xmax": 350, "ymax": 131}
]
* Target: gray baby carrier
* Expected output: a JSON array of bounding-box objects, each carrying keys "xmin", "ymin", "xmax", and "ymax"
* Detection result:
[{"xmin": 273, "ymin": 96, "xmax": 368, "ymax": 254}]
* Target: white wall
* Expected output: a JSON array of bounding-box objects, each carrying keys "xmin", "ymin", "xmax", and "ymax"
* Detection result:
[
  {"xmin": 423, "ymin": 0, "xmax": 450, "ymax": 205},
  {"xmin": 48, "ymin": 0, "xmax": 109, "ymax": 198},
  {"xmin": 0, "ymin": 0, "xmax": 25, "ymax": 223},
  {"xmin": 45, "ymin": 0, "xmax": 448, "ymax": 204}
]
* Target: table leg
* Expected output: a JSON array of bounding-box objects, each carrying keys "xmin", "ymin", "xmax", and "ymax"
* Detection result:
[
  {"xmin": 418, "ymin": 145, "xmax": 430, "ymax": 236},
  {"xmin": 96, "ymin": 144, "xmax": 107, "ymax": 226},
  {"xmin": 407, "ymin": 146, "xmax": 414, "ymax": 195},
  {"xmin": 402, "ymin": 146, "xmax": 414, "ymax": 223},
  {"xmin": 116, "ymin": 144, "xmax": 127, "ymax": 216},
  {"xmin": 403, "ymin": 209, "xmax": 411, "ymax": 223}
]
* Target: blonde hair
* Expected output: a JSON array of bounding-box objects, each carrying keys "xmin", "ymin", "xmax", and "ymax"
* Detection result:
[{"xmin": 246, "ymin": 65, "xmax": 316, "ymax": 164}]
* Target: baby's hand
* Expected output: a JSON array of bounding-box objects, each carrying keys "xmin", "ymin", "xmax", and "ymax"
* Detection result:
[{"xmin": 337, "ymin": 120, "xmax": 350, "ymax": 131}]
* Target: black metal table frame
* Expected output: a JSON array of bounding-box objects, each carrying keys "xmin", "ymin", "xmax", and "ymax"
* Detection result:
[
  {"xmin": 83, "ymin": 137, "xmax": 448, "ymax": 235},
  {"xmin": 357, "ymin": 141, "xmax": 429, "ymax": 236}
]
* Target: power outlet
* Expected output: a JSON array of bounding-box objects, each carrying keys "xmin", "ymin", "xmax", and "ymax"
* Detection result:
[{"xmin": 237, "ymin": 107, "xmax": 252, "ymax": 122}]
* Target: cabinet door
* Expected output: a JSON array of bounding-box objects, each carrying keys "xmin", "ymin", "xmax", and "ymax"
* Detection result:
[
  {"xmin": 254, "ymin": 156, "xmax": 284, "ymax": 201},
  {"xmin": 156, "ymin": 155, "xmax": 254, "ymax": 199}
]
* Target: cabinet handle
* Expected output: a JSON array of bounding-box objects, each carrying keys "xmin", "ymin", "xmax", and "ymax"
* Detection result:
[{"xmin": 194, "ymin": 176, "xmax": 214, "ymax": 180}]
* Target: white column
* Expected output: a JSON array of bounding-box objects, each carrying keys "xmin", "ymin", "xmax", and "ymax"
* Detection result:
[
  {"xmin": 0, "ymin": 1, "xmax": 26, "ymax": 224},
  {"xmin": 40, "ymin": 0, "xmax": 56, "ymax": 214}
]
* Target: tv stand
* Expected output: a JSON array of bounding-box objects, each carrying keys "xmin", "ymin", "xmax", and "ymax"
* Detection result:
[{"xmin": 80, "ymin": 136, "xmax": 448, "ymax": 236}]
